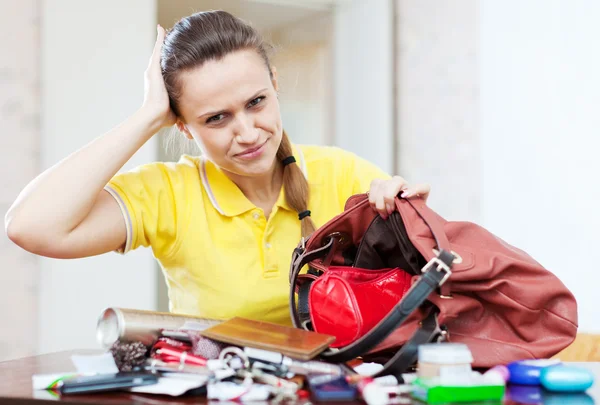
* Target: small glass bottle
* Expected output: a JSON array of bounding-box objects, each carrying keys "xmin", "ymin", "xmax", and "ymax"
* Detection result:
[{"xmin": 417, "ymin": 343, "xmax": 474, "ymax": 382}]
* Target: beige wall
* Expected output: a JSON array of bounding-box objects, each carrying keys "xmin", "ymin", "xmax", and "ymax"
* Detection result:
[
  {"xmin": 38, "ymin": 0, "xmax": 159, "ymax": 355},
  {"xmin": 1, "ymin": 0, "xmax": 159, "ymax": 361},
  {"xmin": 0, "ymin": 0, "xmax": 40, "ymax": 361},
  {"xmin": 395, "ymin": 0, "xmax": 480, "ymax": 222},
  {"xmin": 333, "ymin": 0, "xmax": 394, "ymax": 173},
  {"xmin": 273, "ymin": 41, "xmax": 332, "ymax": 146},
  {"xmin": 270, "ymin": 11, "xmax": 334, "ymax": 146}
]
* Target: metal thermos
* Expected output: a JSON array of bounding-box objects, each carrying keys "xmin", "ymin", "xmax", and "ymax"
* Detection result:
[{"xmin": 96, "ymin": 307, "xmax": 221, "ymax": 347}]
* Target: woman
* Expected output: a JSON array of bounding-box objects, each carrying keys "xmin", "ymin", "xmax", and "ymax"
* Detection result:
[{"xmin": 5, "ymin": 11, "xmax": 430, "ymax": 326}]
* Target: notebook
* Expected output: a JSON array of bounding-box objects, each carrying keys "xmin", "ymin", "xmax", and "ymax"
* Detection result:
[{"xmin": 199, "ymin": 317, "xmax": 336, "ymax": 360}]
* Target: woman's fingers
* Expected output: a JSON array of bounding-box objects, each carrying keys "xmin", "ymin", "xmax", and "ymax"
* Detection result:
[
  {"xmin": 147, "ymin": 25, "xmax": 165, "ymax": 73},
  {"xmin": 383, "ymin": 177, "xmax": 407, "ymax": 215},
  {"xmin": 368, "ymin": 179, "xmax": 386, "ymax": 217},
  {"xmin": 400, "ymin": 183, "xmax": 431, "ymax": 202},
  {"xmin": 369, "ymin": 177, "xmax": 410, "ymax": 219}
]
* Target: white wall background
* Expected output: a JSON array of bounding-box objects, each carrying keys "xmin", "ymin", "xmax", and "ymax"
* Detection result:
[
  {"xmin": 395, "ymin": 0, "xmax": 480, "ymax": 222},
  {"xmin": 273, "ymin": 12, "xmax": 334, "ymax": 147},
  {"xmin": 39, "ymin": 0, "xmax": 160, "ymax": 353},
  {"xmin": 395, "ymin": 0, "xmax": 599, "ymax": 332},
  {"xmin": 480, "ymin": 0, "xmax": 600, "ymax": 332},
  {"xmin": 333, "ymin": 0, "xmax": 394, "ymax": 174},
  {"xmin": 0, "ymin": 0, "xmax": 40, "ymax": 361}
]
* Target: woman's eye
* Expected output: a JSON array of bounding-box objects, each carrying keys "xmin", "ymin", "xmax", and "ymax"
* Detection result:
[
  {"xmin": 207, "ymin": 114, "xmax": 225, "ymax": 123},
  {"xmin": 248, "ymin": 96, "xmax": 265, "ymax": 108}
]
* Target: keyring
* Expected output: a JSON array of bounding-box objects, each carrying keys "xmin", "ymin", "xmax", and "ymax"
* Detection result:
[{"xmin": 219, "ymin": 346, "xmax": 250, "ymax": 370}]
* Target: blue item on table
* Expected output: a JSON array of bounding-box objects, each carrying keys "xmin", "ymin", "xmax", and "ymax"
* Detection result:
[
  {"xmin": 540, "ymin": 365, "xmax": 594, "ymax": 392},
  {"xmin": 506, "ymin": 384, "xmax": 543, "ymax": 404},
  {"xmin": 506, "ymin": 380, "xmax": 595, "ymax": 405},
  {"xmin": 542, "ymin": 391, "xmax": 595, "ymax": 405},
  {"xmin": 507, "ymin": 359, "xmax": 562, "ymax": 385},
  {"xmin": 307, "ymin": 374, "xmax": 357, "ymax": 401}
]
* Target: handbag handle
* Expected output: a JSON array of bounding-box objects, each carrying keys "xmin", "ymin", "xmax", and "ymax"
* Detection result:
[{"xmin": 401, "ymin": 197, "xmax": 451, "ymax": 252}]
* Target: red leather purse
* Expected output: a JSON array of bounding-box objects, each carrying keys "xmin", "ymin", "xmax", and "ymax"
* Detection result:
[
  {"xmin": 289, "ymin": 194, "xmax": 578, "ymax": 377},
  {"xmin": 308, "ymin": 266, "xmax": 412, "ymax": 348}
]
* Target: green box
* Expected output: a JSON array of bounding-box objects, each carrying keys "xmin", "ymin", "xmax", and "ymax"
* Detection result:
[{"xmin": 411, "ymin": 378, "xmax": 505, "ymax": 404}]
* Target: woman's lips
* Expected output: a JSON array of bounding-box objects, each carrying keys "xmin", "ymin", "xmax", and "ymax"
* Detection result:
[{"xmin": 235, "ymin": 140, "xmax": 267, "ymax": 160}]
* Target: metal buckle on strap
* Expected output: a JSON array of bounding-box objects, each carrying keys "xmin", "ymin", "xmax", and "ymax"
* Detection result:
[
  {"xmin": 300, "ymin": 319, "xmax": 312, "ymax": 330},
  {"xmin": 432, "ymin": 248, "xmax": 463, "ymax": 264},
  {"xmin": 320, "ymin": 232, "xmax": 351, "ymax": 268},
  {"xmin": 437, "ymin": 328, "xmax": 449, "ymax": 343},
  {"xmin": 422, "ymin": 255, "xmax": 452, "ymax": 286}
]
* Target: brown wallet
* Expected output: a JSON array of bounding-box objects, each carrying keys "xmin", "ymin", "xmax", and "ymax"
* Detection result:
[{"xmin": 199, "ymin": 317, "xmax": 336, "ymax": 360}]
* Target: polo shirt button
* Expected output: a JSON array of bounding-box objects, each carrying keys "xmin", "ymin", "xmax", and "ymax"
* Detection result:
[
  {"xmin": 265, "ymin": 243, "xmax": 272, "ymax": 249},
  {"xmin": 252, "ymin": 213, "xmax": 260, "ymax": 220}
]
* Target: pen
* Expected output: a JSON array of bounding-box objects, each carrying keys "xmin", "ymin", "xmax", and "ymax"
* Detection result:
[{"xmin": 243, "ymin": 347, "xmax": 343, "ymax": 375}]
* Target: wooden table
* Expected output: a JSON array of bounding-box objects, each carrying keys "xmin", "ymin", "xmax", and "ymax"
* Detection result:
[{"xmin": 0, "ymin": 350, "xmax": 598, "ymax": 404}]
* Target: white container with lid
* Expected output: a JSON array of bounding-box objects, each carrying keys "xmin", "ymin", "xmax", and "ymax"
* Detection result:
[{"xmin": 417, "ymin": 343, "xmax": 474, "ymax": 382}]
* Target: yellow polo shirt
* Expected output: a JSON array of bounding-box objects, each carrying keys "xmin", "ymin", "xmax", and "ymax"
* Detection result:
[{"xmin": 105, "ymin": 145, "xmax": 389, "ymax": 325}]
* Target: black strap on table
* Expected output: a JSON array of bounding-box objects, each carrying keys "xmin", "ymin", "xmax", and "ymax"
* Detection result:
[{"xmin": 374, "ymin": 310, "xmax": 443, "ymax": 378}]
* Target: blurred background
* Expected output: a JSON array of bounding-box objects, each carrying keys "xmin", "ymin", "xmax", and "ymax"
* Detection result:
[{"xmin": 1, "ymin": 0, "xmax": 598, "ymax": 361}]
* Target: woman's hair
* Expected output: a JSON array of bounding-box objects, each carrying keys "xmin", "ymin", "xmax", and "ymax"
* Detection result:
[{"xmin": 161, "ymin": 11, "xmax": 315, "ymax": 237}]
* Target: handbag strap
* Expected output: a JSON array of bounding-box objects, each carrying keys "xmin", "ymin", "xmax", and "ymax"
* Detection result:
[
  {"xmin": 402, "ymin": 198, "xmax": 451, "ymax": 251},
  {"xmin": 400, "ymin": 198, "xmax": 453, "ymax": 297},
  {"xmin": 374, "ymin": 310, "xmax": 443, "ymax": 377},
  {"xmin": 318, "ymin": 250, "xmax": 452, "ymax": 363},
  {"xmin": 298, "ymin": 279, "xmax": 442, "ymax": 378},
  {"xmin": 289, "ymin": 237, "xmax": 336, "ymax": 327}
]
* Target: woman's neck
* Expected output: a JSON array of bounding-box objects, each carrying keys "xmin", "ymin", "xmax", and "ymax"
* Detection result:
[{"xmin": 225, "ymin": 162, "xmax": 283, "ymax": 218}]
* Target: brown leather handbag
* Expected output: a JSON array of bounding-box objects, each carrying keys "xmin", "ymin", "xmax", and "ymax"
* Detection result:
[{"xmin": 289, "ymin": 193, "xmax": 578, "ymax": 376}]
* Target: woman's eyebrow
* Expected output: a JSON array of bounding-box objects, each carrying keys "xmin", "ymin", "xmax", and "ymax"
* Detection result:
[
  {"xmin": 245, "ymin": 88, "xmax": 268, "ymax": 102},
  {"xmin": 198, "ymin": 109, "xmax": 225, "ymax": 120},
  {"xmin": 197, "ymin": 88, "xmax": 268, "ymax": 120}
]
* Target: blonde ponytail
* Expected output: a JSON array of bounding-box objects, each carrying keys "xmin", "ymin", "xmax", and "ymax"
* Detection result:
[{"xmin": 277, "ymin": 131, "xmax": 316, "ymax": 237}]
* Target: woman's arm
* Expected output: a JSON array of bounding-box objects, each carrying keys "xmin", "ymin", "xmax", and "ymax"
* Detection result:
[{"xmin": 5, "ymin": 26, "xmax": 176, "ymax": 258}]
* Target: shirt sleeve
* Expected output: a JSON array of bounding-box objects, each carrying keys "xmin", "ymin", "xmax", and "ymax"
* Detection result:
[
  {"xmin": 331, "ymin": 148, "xmax": 390, "ymax": 207},
  {"xmin": 104, "ymin": 162, "xmax": 179, "ymax": 257},
  {"xmin": 348, "ymin": 152, "xmax": 391, "ymax": 195}
]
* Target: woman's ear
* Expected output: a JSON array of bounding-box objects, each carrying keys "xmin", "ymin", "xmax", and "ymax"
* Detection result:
[
  {"xmin": 271, "ymin": 66, "xmax": 279, "ymax": 92},
  {"xmin": 176, "ymin": 120, "xmax": 193, "ymax": 140}
]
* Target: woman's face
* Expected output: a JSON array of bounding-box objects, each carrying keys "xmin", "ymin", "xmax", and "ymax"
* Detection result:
[{"xmin": 176, "ymin": 49, "xmax": 282, "ymax": 177}]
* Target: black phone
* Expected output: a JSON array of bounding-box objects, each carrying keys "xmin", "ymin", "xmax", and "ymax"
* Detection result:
[{"xmin": 59, "ymin": 372, "xmax": 158, "ymax": 394}]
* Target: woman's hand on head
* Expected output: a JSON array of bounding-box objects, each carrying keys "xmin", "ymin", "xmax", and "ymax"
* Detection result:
[
  {"xmin": 368, "ymin": 176, "xmax": 431, "ymax": 219},
  {"xmin": 141, "ymin": 25, "xmax": 177, "ymax": 130}
]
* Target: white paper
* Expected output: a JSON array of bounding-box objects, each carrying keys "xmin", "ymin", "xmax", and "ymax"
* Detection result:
[
  {"xmin": 32, "ymin": 372, "xmax": 95, "ymax": 390},
  {"xmin": 161, "ymin": 372, "xmax": 212, "ymax": 380},
  {"xmin": 354, "ymin": 362, "xmax": 384, "ymax": 375},
  {"xmin": 71, "ymin": 352, "xmax": 119, "ymax": 374},
  {"xmin": 33, "ymin": 389, "xmax": 62, "ymax": 400},
  {"xmin": 129, "ymin": 375, "xmax": 209, "ymax": 396},
  {"xmin": 207, "ymin": 382, "xmax": 271, "ymax": 401}
]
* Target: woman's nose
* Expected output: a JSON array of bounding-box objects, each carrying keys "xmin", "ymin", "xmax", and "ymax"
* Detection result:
[{"xmin": 234, "ymin": 115, "xmax": 260, "ymax": 144}]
